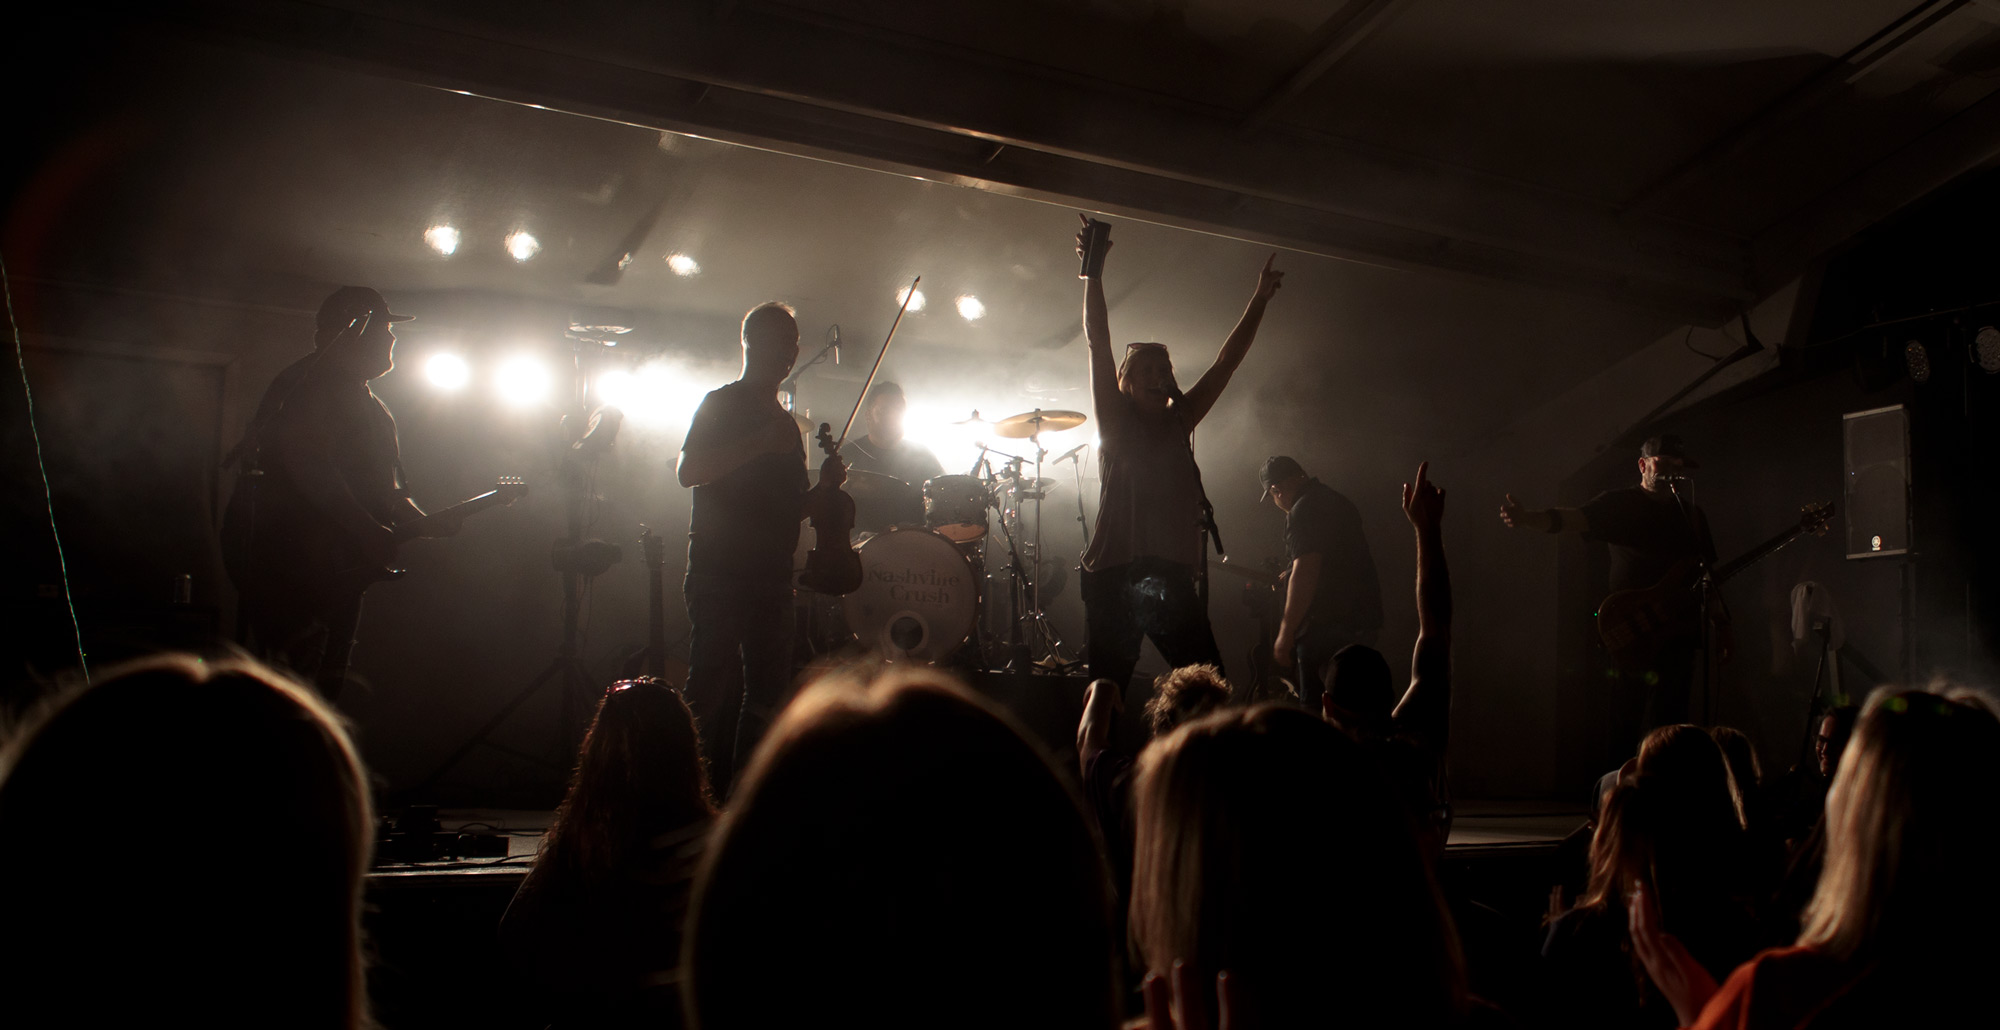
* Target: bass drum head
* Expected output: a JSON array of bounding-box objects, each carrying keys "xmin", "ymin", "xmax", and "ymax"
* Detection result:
[{"xmin": 843, "ymin": 528, "xmax": 977, "ymax": 661}]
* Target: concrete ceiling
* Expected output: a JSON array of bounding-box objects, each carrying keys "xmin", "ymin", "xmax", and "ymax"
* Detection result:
[{"xmin": 149, "ymin": 0, "xmax": 2000, "ymax": 322}]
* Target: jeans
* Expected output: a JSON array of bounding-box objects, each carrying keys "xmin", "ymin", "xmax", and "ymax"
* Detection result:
[
  {"xmin": 247, "ymin": 581, "xmax": 365, "ymax": 701},
  {"xmin": 684, "ymin": 574, "xmax": 795, "ymax": 795},
  {"xmin": 1082, "ymin": 557, "xmax": 1225, "ymax": 691}
]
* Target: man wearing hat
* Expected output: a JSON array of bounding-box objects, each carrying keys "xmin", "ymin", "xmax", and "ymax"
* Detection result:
[
  {"xmin": 223, "ymin": 286, "xmax": 456, "ymax": 699},
  {"xmin": 1259, "ymin": 455, "xmax": 1383, "ymax": 713},
  {"xmin": 1499, "ymin": 434, "xmax": 1718, "ymax": 747}
]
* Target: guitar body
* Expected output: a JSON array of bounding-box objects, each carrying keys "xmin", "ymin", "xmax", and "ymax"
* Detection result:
[
  {"xmin": 1596, "ymin": 561, "xmax": 1700, "ymax": 675},
  {"xmin": 1594, "ymin": 502, "xmax": 1835, "ymax": 678}
]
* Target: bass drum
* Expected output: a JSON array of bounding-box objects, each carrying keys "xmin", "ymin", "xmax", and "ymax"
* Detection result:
[{"xmin": 842, "ymin": 527, "xmax": 978, "ymax": 661}]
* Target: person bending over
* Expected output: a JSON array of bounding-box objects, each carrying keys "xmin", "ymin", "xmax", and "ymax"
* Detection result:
[{"xmin": 1258, "ymin": 454, "xmax": 1383, "ymax": 712}]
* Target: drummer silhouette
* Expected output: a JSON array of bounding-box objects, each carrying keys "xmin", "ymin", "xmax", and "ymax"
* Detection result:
[{"xmin": 843, "ymin": 382, "xmax": 942, "ymax": 531}]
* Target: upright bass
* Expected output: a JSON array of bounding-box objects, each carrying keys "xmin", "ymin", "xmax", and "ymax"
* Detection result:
[{"xmin": 798, "ymin": 276, "xmax": 921, "ymax": 596}]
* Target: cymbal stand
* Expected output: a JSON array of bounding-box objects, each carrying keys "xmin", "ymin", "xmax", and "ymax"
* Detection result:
[
  {"xmin": 1015, "ymin": 418, "xmax": 1077, "ymax": 668},
  {"xmin": 1058, "ymin": 444, "xmax": 1090, "ymax": 549}
]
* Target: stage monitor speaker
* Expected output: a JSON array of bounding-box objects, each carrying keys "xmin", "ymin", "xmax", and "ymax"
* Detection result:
[{"xmin": 1843, "ymin": 404, "xmax": 1910, "ymax": 560}]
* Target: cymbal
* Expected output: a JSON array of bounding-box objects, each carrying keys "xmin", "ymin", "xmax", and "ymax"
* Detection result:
[
  {"xmin": 788, "ymin": 410, "xmax": 816, "ymax": 433},
  {"xmin": 990, "ymin": 409, "xmax": 1087, "ymax": 439}
]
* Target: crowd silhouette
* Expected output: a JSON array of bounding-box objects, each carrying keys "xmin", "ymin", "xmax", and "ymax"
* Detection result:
[{"xmin": 4, "ymin": 464, "xmax": 1994, "ymax": 1029}]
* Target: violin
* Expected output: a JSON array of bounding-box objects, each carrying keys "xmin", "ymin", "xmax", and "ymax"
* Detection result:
[
  {"xmin": 796, "ymin": 274, "xmax": 922, "ymax": 596},
  {"xmin": 800, "ymin": 423, "xmax": 863, "ymax": 595}
]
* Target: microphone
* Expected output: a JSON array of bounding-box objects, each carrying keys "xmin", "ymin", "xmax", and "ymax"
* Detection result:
[
  {"xmin": 830, "ymin": 325, "xmax": 841, "ymax": 364},
  {"xmin": 1054, "ymin": 443, "xmax": 1087, "ymax": 464}
]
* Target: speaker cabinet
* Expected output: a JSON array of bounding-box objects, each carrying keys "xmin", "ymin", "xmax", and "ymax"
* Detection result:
[{"xmin": 1843, "ymin": 404, "xmax": 1910, "ymax": 559}]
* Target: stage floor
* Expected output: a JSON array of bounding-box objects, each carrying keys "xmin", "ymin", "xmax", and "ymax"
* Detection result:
[{"xmin": 369, "ymin": 802, "xmax": 1588, "ymax": 881}]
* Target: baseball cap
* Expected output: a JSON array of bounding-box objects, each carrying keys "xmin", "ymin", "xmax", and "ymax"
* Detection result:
[
  {"xmin": 1640, "ymin": 433, "xmax": 1699, "ymax": 468},
  {"xmin": 316, "ymin": 286, "xmax": 415, "ymax": 334},
  {"xmin": 1258, "ymin": 455, "xmax": 1306, "ymax": 501}
]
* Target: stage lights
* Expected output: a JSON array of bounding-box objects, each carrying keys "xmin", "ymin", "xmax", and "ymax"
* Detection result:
[
  {"xmin": 495, "ymin": 355, "xmax": 553, "ymax": 408},
  {"xmin": 506, "ymin": 231, "xmax": 542, "ymax": 262},
  {"xmin": 666, "ymin": 253, "xmax": 700, "ymax": 276},
  {"xmin": 897, "ymin": 286, "xmax": 927, "ymax": 313},
  {"xmin": 956, "ymin": 295, "xmax": 986, "ymax": 321},
  {"xmin": 594, "ymin": 362, "xmax": 708, "ymax": 429},
  {"xmin": 424, "ymin": 353, "xmax": 471, "ymax": 391},
  {"xmin": 424, "ymin": 224, "xmax": 460, "ymax": 256}
]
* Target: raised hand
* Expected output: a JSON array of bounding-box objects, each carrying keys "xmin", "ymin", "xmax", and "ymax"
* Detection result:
[
  {"xmin": 1076, "ymin": 213, "xmax": 1112, "ymax": 267},
  {"xmin": 1252, "ymin": 254, "xmax": 1283, "ymax": 302},
  {"xmin": 1498, "ymin": 493, "xmax": 1529, "ymax": 529},
  {"xmin": 1402, "ymin": 461, "xmax": 1445, "ymax": 531},
  {"xmin": 1628, "ymin": 883, "xmax": 1719, "ymax": 1027}
]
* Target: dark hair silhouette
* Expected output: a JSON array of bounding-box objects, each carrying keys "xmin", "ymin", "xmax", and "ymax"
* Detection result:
[
  {"xmin": 1130, "ymin": 703, "xmax": 1465, "ymax": 1028},
  {"xmin": 1143, "ymin": 663, "xmax": 1231, "ymax": 736},
  {"xmin": 685, "ymin": 671, "xmax": 1119, "ymax": 1029},
  {"xmin": 0, "ymin": 654, "xmax": 372, "ymax": 1029},
  {"xmin": 537, "ymin": 677, "xmax": 715, "ymax": 886}
]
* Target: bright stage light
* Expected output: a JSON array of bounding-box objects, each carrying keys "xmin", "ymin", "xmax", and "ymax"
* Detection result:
[
  {"xmin": 897, "ymin": 286, "xmax": 926, "ymax": 313},
  {"xmin": 666, "ymin": 252, "xmax": 700, "ymax": 276},
  {"xmin": 506, "ymin": 231, "xmax": 542, "ymax": 262},
  {"xmin": 424, "ymin": 224, "xmax": 460, "ymax": 256},
  {"xmin": 595, "ymin": 362, "xmax": 711, "ymax": 430},
  {"xmin": 956, "ymin": 295, "xmax": 985, "ymax": 321},
  {"xmin": 424, "ymin": 352, "xmax": 471, "ymax": 391},
  {"xmin": 494, "ymin": 355, "xmax": 552, "ymax": 408}
]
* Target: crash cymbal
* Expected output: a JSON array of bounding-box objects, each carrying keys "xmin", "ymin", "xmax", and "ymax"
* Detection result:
[
  {"xmin": 990, "ymin": 409, "xmax": 1087, "ymax": 439},
  {"xmin": 788, "ymin": 410, "xmax": 816, "ymax": 433}
]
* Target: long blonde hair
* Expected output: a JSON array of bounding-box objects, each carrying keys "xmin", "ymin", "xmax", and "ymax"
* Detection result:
[
  {"xmin": 1799, "ymin": 686, "xmax": 2000, "ymax": 961},
  {"xmin": 0, "ymin": 653, "xmax": 374, "ymax": 1028}
]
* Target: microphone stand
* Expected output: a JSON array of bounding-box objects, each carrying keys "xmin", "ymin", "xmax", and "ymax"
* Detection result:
[{"xmin": 1056, "ymin": 444, "xmax": 1091, "ymax": 549}]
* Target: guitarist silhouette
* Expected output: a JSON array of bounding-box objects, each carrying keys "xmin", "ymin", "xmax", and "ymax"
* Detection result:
[
  {"xmin": 1500, "ymin": 434, "xmax": 1717, "ymax": 759},
  {"xmin": 223, "ymin": 287, "xmax": 476, "ymax": 700}
]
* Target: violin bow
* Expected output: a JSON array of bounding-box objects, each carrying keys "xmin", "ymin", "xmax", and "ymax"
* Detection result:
[{"xmin": 832, "ymin": 275, "xmax": 920, "ymax": 447}]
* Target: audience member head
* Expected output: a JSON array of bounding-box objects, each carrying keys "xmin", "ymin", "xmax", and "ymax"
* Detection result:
[
  {"xmin": 1580, "ymin": 773, "xmax": 1740, "ymax": 925},
  {"xmin": 1800, "ymin": 687, "xmax": 2000, "ymax": 961},
  {"xmin": 0, "ymin": 654, "xmax": 372, "ymax": 1029},
  {"xmin": 1325, "ymin": 643, "xmax": 1395, "ymax": 735},
  {"xmin": 1130, "ymin": 703, "xmax": 1465, "ymax": 1028},
  {"xmin": 1143, "ymin": 663, "xmax": 1231, "ymax": 737},
  {"xmin": 1816, "ymin": 704, "xmax": 1860, "ymax": 779},
  {"xmin": 1709, "ymin": 725, "xmax": 1760, "ymax": 830},
  {"xmin": 1635, "ymin": 724, "xmax": 1740, "ymax": 832},
  {"xmin": 537, "ymin": 677, "xmax": 715, "ymax": 886},
  {"xmin": 739, "ymin": 301, "xmax": 800, "ymax": 385},
  {"xmin": 686, "ymin": 671, "xmax": 1118, "ymax": 1029}
]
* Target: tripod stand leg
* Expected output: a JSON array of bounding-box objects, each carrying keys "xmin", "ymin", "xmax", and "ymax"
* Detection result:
[{"xmin": 412, "ymin": 655, "xmax": 566, "ymax": 796}]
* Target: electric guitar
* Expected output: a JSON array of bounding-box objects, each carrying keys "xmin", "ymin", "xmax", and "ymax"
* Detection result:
[
  {"xmin": 321, "ymin": 477, "xmax": 529, "ymax": 592},
  {"xmin": 1597, "ymin": 501, "xmax": 1834, "ymax": 675}
]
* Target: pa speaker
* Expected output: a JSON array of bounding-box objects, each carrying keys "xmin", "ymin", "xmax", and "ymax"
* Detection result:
[{"xmin": 1843, "ymin": 404, "xmax": 1910, "ymax": 559}]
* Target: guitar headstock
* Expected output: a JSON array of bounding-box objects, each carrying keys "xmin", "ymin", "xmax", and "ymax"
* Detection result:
[
  {"xmin": 1799, "ymin": 501, "xmax": 1836, "ymax": 537},
  {"xmin": 493, "ymin": 476, "xmax": 529, "ymax": 504}
]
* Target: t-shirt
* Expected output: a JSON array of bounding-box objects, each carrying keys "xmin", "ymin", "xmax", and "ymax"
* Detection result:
[
  {"xmin": 845, "ymin": 434, "xmax": 944, "ymax": 490},
  {"xmin": 1284, "ymin": 479, "xmax": 1383, "ymax": 640},
  {"xmin": 1082, "ymin": 395, "xmax": 1205, "ymax": 571},
  {"xmin": 685, "ymin": 381, "xmax": 808, "ymax": 583},
  {"xmin": 1580, "ymin": 486, "xmax": 1717, "ymax": 594}
]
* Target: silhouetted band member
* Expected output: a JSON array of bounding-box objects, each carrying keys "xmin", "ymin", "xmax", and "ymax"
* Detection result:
[
  {"xmin": 1077, "ymin": 217, "xmax": 1284, "ymax": 689},
  {"xmin": 221, "ymin": 286, "xmax": 459, "ymax": 699},
  {"xmin": 678, "ymin": 302, "xmax": 843, "ymax": 793},
  {"xmin": 1259, "ymin": 455, "xmax": 1383, "ymax": 711},
  {"xmin": 1499, "ymin": 433, "xmax": 1718, "ymax": 753},
  {"xmin": 843, "ymin": 380, "xmax": 940, "ymax": 531}
]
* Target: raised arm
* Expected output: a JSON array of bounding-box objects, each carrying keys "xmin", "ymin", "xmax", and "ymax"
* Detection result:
[
  {"xmin": 1393, "ymin": 462, "xmax": 1451, "ymax": 751},
  {"xmin": 1177, "ymin": 254, "xmax": 1284, "ymax": 427},
  {"xmin": 1079, "ymin": 216, "xmax": 1121, "ymax": 421},
  {"xmin": 1499, "ymin": 494, "xmax": 1589, "ymax": 535}
]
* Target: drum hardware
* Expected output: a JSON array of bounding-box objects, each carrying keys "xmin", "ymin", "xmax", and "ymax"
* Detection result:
[
  {"xmin": 990, "ymin": 409, "xmax": 1087, "ymax": 439},
  {"xmin": 1053, "ymin": 441, "xmax": 1092, "ymax": 549},
  {"xmin": 983, "ymin": 408, "xmax": 1088, "ymax": 672}
]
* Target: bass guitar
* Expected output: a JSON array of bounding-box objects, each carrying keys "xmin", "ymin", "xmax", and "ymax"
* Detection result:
[
  {"xmin": 1597, "ymin": 501, "xmax": 1834, "ymax": 675},
  {"xmin": 322, "ymin": 476, "xmax": 529, "ymax": 592}
]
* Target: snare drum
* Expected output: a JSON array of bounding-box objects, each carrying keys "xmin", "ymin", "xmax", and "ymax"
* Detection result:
[
  {"xmin": 843, "ymin": 528, "xmax": 978, "ymax": 661},
  {"xmin": 923, "ymin": 474, "xmax": 990, "ymax": 542}
]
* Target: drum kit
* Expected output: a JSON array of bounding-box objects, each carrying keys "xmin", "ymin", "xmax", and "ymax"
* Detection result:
[{"xmin": 798, "ymin": 407, "xmax": 1092, "ymax": 671}]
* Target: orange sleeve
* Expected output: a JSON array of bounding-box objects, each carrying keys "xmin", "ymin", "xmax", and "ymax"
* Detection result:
[{"xmin": 1686, "ymin": 956, "xmax": 1762, "ymax": 1030}]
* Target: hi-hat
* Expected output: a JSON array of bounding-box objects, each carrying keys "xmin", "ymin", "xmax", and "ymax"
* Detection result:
[{"xmin": 991, "ymin": 409, "xmax": 1087, "ymax": 438}]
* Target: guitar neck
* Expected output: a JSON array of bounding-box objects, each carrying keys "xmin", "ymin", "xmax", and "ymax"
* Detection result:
[{"xmin": 1714, "ymin": 525, "xmax": 1805, "ymax": 584}]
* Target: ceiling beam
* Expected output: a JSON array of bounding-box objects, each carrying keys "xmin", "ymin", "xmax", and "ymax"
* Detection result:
[
  {"xmin": 172, "ymin": 0, "xmax": 1754, "ymax": 322},
  {"xmin": 1625, "ymin": 0, "xmax": 1971, "ymax": 213},
  {"xmin": 1238, "ymin": 0, "xmax": 1417, "ymax": 133}
]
